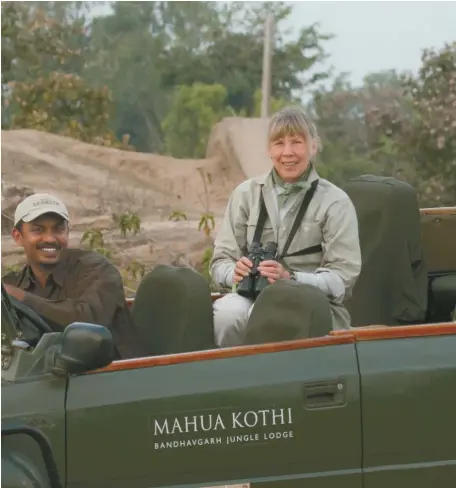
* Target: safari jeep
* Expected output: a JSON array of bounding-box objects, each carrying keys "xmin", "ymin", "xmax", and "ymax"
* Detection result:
[{"xmin": 2, "ymin": 176, "xmax": 456, "ymax": 488}]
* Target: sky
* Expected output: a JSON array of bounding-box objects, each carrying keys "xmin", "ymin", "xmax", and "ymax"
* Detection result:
[
  {"xmin": 90, "ymin": 0, "xmax": 456, "ymax": 88},
  {"xmin": 285, "ymin": 0, "xmax": 456, "ymax": 86}
]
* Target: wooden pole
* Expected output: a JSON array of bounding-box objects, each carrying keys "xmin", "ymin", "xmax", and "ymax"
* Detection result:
[{"xmin": 261, "ymin": 13, "xmax": 274, "ymax": 118}]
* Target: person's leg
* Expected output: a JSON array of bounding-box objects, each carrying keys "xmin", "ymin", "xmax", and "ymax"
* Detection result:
[{"xmin": 213, "ymin": 293, "xmax": 254, "ymax": 347}]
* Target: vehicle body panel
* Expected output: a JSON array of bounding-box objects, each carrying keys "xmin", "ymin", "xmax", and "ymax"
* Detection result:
[
  {"xmin": 358, "ymin": 334, "xmax": 456, "ymax": 487},
  {"xmin": 2, "ymin": 375, "xmax": 67, "ymax": 488},
  {"xmin": 66, "ymin": 343, "xmax": 362, "ymax": 488}
]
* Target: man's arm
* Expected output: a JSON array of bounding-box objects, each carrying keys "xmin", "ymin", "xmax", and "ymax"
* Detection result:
[
  {"xmin": 294, "ymin": 196, "xmax": 362, "ymax": 304},
  {"xmin": 21, "ymin": 253, "xmax": 126, "ymax": 329}
]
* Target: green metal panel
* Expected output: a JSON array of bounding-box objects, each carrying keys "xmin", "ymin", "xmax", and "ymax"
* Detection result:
[
  {"xmin": 66, "ymin": 343, "xmax": 362, "ymax": 488},
  {"xmin": 2, "ymin": 375, "xmax": 67, "ymax": 487},
  {"xmin": 357, "ymin": 334, "xmax": 456, "ymax": 487}
]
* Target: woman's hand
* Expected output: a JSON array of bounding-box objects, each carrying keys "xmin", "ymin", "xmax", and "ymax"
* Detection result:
[
  {"xmin": 233, "ymin": 256, "xmax": 253, "ymax": 283},
  {"xmin": 257, "ymin": 260, "xmax": 290, "ymax": 284}
]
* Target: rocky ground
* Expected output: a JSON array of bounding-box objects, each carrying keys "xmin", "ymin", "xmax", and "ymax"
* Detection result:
[{"xmin": 1, "ymin": 118, "xmax": 271, "ymax": 292}]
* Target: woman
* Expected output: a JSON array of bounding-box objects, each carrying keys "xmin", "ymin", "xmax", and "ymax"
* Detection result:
[{"xmin": 210, "ymin": 105, "xmax": 361, "ymax": 347}]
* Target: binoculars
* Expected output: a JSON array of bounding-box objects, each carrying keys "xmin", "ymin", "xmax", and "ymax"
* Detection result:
[{"xmin": 237, "ymin": 241, "xmax": 278, "ymax": 299}]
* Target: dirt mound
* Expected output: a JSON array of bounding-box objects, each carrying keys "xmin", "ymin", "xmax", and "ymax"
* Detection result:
[
  {"xmin": 206, "ymin": 117, "xmax": 271, "ymax": 179},
  {"xmin": 1, "ymin": 117, "xmax": 271, "ymax": 278}
]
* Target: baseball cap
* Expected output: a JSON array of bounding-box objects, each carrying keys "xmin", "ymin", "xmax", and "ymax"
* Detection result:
[{"xmin": 14, "ymin": 193, "xmax": 70, "ymax": 227}]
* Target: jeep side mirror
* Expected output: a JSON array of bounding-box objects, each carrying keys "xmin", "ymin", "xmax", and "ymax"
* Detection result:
[{"xmin": 52, "ymin": 322, "xmax": 115, "ymax": 376}]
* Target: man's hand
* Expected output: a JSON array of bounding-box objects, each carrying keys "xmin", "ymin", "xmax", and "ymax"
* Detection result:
[
  {"xmin": 257, "ymin": 260, "xmax": 290, "ymax": 284},
  {"xmin": 3, "ymin": 283, "xmax": 26, "ymax": 301},
  {"xmin": 233, "ymin": 256, "xmax": 253, "ymax": 283}
]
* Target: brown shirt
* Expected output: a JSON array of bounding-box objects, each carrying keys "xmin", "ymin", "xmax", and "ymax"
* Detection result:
[{"xmin": 2, "ymin": 248, "xmax": 142, "ymax": 359}]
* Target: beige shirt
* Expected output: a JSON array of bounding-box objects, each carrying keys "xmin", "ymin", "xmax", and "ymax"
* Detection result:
[{"xmin": 210, "ymin": 166, "xmax": 362, "ymax": 329}]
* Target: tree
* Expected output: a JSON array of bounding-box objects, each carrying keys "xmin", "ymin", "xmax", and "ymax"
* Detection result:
[
  {"xmin": 162, "ymin": 83, "xmax": 230, "ymax": 158},
  {"xmin": 402, "ymin": 42, "xmax": 456, "ymax": 205},
  {"xmin": 161, "ymin": 2, "xmax": 332, "ymax": 115},
  {"xmin": 83, "ymin": 1, "xmax": 333, "ymax": 152},
  {"xmin": 1, "ymin": 1, "xmax": 125, "ymax": 147},
  {"xmin": 367, "ymin": 43, "xmax": 456, "ymax": 205},
  {"xmin": 86, "ymin": 2, "xmax": 168, "ymax": 152},
  {"xmin": 308, "ymin": 73, "xmax": 403, "ymax": 186},
  {"xmin": 9, "ymin": 73, "xmax": 116, "ymax": 144}
]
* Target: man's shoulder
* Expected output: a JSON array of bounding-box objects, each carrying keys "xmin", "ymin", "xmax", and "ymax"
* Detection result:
[
  {"xmin": 1, "ymin": 266, "xmax": 25, "ymax": 286},
  {"xmin": 64, "ymin": 248, "xmax": 118, "ymax": 273},
  {"xmin": 74, "ymin": 248, "xmax": 111, "ymax": 264}
]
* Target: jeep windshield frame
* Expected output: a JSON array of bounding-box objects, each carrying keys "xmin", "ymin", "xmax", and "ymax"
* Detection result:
[{"xmin": 1, "ymin": 283, "xmax": 22, "ymax": 342}]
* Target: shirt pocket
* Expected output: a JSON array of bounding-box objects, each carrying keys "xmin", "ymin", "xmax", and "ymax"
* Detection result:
[
  {"xmin": 284, "ymin": 220, "xmax": 323, "ymax": 262},
  {"xmin": 245, "ymin": 217, "xmax": 276, "ymax": 253}
]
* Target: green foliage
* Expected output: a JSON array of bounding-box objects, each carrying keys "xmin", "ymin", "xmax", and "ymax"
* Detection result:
[
  {"xmin": 118, "ymin": 212, "xmax": 141, "ymax": 238},
  {"xmin": 81, "ymin": 228, "xmax": 105, "ymax": 249},
  {"xmin": 168, "ymin": 211, "xmax": 188, "ymax": 222},
  {"xmin": 80, "ymin": 228, "xmax": 112, "ymax": 259},
  {"xmin": 162, "ymin": 83, "xmax": 231, "ymax": 158},
  {"xmin": 402, "ymin": 43, "xmax": 456, "ymax": 205},
  {"xmin": 309, "ymin": 72, "xmax": 400, "ymax": 186},
  {"xmin": 125, "ymin": 260, "xmax": 146, "ymax": 281},
  {"xmin": 82, "ymin": 1, "xmax": 332, "ymax": 152},
  {"xmin": 363, "ymin": 43, "xmax": 456, "ymax": 205},
  {"xmin": 1, "ymin": 1, "xmax": 86, "ymax": 81},
  {"xmin": 252, "ymin": 89, "xmax": 289, "ymax": 117},
  {"xmin": 1, "ymin": 1, "xmax": 129, "ymax": 148},
  {"xmin": 9, "ymin": 74, "xmax": 116, "ymax": 143},
  {"xmin": 200, "ymin": 247, "xmax": 213, "ymax": 283},
  {"xmin": 198, "ymin": 212, "xmax": 216, "ymax": 237}
]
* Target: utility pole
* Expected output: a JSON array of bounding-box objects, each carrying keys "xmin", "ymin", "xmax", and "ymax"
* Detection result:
[{"xmin": 260, "ymin": 13, "xmax": 274, "ymax": 118}]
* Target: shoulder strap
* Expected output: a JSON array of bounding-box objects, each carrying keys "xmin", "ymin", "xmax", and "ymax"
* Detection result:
[
  {"xmin": 280, "ymin": 179, "xmax": 319, "ymax": 259},
  {"xmin": 246, "ymin": 179, "xmax": 319, "ymax": 257},
  {"xmin": 252, "ymin": 191, "xmax": 268, "ymax": 247}
]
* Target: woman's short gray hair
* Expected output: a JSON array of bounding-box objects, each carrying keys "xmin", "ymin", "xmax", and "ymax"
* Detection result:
[{"xmin": 268, "ymin": 105, "xmax": 322, "ymax": 153}]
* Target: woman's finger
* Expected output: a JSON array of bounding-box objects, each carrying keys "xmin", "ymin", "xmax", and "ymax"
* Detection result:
[
  {"xmin": 240, "ymin": 256, "xmax": 253, "ymax": 267},
  {"xmin": 259, "ymin": 269, "xmax": 280, "ymax": 279},
  {"xmin": 259, "ymin": 260, "xmax": 279, "ymax": 269}
]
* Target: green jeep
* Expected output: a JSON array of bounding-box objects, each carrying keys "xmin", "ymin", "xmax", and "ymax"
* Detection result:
[{"xmin": 2, "ymin": 176, "xmax": 456, "ymax": 488}]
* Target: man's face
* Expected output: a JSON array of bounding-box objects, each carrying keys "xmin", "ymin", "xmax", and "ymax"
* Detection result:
[
  {"xmin": 268, "ymin": 132, "xmax": 311, "ymax": 183},
  {"xmin": 12, "ymin": 213, "xmax": 69, "ymax": 268}
]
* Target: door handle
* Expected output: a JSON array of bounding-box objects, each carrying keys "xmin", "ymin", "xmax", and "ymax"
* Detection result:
[{"xmin": 303, "ymin": 381, "xmax": 346, "ymax": 409}]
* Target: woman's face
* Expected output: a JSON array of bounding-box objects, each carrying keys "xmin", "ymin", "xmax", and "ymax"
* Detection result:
[{"xmin": 268, "ymin": 132, "xmax": 311, "ymax": 183}]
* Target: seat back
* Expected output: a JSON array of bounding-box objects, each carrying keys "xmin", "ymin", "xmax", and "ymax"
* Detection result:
[
  {"xmin": 420, "ymin": 209, "xmax": 456, "ymax": 272},
  {"xmin": 243, "ymin": 281, "xmax": 333, "ymax": 345},
  {"xmin": 343, "ymin": 175, "xmax": 428, "ymax": 326},
  {"xmin": 420, "ymin": 208, "xmax": 456, "ymax": 322},
  {"xmin": 131, "ymin": 265, "xmax": 216, "ymax": 356}
]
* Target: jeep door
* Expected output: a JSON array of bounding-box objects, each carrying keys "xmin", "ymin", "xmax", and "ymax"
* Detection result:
[
  {"xmin": 357, "ymin": 327, "xmax": 456, "ymax": 487},
  {"xmin": 65, "ymin": 337, "xmax": 362, "ymax": 488}
]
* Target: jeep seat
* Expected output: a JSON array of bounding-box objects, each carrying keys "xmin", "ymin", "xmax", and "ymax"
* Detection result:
[
  {"xmin": 421, "ymin": 209, "xmax": 456, "ymax": 323},
  {"xmin": 243, "ymin": 280, "xmax": 333, "ymax": 345},
  {"xmin": 428, "ymin": 274, "xmax": 456, "ymax": 322},
  {"xmin": 131, "ymin": 265, "xmax": 216, "ymax": 356},
  {"xmin": 343, "ymin": 175, "xmax": 428, "ymax": 327}
]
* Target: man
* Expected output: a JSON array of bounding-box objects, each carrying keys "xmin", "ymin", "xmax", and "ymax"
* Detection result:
[
  {"xmin": 210, "ymin": 105, "xmax": 362, "ymax": 347},
  {"xmin": 2, "ymin": 193, "xmax": 142, "ymax": 359}
]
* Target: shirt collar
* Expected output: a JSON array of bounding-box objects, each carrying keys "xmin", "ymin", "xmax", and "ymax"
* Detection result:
[{"xmin": 22, "ymin": 256, "xmax": 66, "ymax": 288}]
